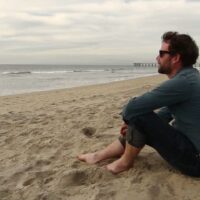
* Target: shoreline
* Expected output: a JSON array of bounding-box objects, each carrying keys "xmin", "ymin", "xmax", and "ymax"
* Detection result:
[
  {"xmin": 0, "ymin": 74, "xmax": 159, "ymax": 98},
  {"xmin": 0, "ymin": 73, "xmax": 158, "ymax": 97},
  {"xmin": 1, "ymin": 74, "xmax": 200, "ymax": 200}
]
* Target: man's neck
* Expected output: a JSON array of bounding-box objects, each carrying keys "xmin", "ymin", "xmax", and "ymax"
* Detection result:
[{"xmin": 167, "ymin": 65, "xmax": 183, "ymax": 79}]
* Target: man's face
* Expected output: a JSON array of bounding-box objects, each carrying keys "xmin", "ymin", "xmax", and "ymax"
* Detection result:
[{"xmin": 156, "ymin": 42, "xmax": 174, "ymax": 75}]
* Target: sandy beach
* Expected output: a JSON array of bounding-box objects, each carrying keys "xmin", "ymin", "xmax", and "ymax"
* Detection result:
[{"xmin": 1, "ymin": 75, "xmax": 200, "ymax": 200}]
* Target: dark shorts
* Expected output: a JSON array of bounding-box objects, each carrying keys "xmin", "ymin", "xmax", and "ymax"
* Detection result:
[{"xmin": 119, "ymin": 112, "xmax": 200, "ymax": 177}]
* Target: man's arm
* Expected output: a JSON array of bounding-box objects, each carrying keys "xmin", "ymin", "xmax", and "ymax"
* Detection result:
[{"xmin": 122, "ymin": 76, "xmax": 192, "ymax": 124}]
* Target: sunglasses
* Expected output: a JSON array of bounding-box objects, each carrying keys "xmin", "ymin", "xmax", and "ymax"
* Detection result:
[{"xmin": 159, "ymin": 50, "xmax": 175, "ymax": 57}]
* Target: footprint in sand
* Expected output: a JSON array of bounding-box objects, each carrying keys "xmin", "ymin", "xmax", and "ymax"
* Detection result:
[
  {"xmin": 30, "ymin": 159, "xmax": 52, "ymax": 172},
  {"xmin": 94, "ymin": 189, "xmax": 116, "ymax": 200},
  {"xmin": 4, "ymin": 136, "xmax": 13, "ymax": 144},
  {"xmin": 16, "ymin": 174, "xmax": 36, "ymax": 189},
  {"xmin": 44, "ymin": 177, "xmax": 54, "ymax": 184},
  {"xmin": 35, "ymin": 159, "xmax": 51, "ymax": 167},
  {"xmin": 81, "ymin": 127, "xmax": 96, "ymax": 137},
  {"xmin": 58, "ymin": 170, "xmax": 88, "ymax": 187},
  {"xmin": 23, "ymin": 177, "xmax": 35, "ymax": 186}
]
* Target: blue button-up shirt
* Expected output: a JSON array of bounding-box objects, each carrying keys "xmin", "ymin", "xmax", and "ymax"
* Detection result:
[{"xmin": 122, "ymin": 67, "xmax": 200, "ymax": 152}]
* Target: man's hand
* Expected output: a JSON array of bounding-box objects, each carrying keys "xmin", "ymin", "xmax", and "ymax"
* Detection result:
[{"xmin": 120, "ymin": 123, "xmax": 128, "ymax": 136}]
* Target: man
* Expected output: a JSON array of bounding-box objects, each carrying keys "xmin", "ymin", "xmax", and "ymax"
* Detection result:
[{"xmin": 78, "ymin": 31, "xmax": 200, "ymax": 177}]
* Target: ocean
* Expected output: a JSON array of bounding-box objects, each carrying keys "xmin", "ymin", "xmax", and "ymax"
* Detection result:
[{"xmin": 0, "ymin": 64, "xmax": 158, "ymax": 96}]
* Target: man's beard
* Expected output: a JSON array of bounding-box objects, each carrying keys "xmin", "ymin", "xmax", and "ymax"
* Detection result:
[{"xmin": 158, "ymin": 64, "xmax": 172, "ymax": 75}]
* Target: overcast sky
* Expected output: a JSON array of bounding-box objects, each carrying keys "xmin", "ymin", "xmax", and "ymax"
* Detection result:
[{"xmin": 0, "ymin": 0, "xmax": 200, "ymax": 65}]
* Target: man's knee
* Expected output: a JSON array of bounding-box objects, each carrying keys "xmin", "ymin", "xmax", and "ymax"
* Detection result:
[{"xmin": 126, "ymin": 125, "xmax": 146, "ymax": 148}]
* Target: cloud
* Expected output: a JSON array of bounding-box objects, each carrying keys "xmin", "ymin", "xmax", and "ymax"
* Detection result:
[
  {"xmin": 0, "ymin": 0, "xmax": 200, "ymax": 64},
  {"xmin": 186, "ymin": 0, "xmax": 200, "ymax": 2}
]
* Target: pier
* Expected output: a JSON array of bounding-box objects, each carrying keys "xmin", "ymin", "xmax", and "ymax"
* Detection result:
[
  {"xmin": 133, "ymin": 63, "xmax": 157, "ymax": 67},
  {"xmin": 133, "ymin": 62, "xmax": 200, "ymax": 68}
]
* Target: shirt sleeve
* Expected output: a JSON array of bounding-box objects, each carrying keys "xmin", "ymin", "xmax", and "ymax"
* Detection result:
[{"xmin": 122, "ymin": 75, "xmax": 192, "ymax": 124}]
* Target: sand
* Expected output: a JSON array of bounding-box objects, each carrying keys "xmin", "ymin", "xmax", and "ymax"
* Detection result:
[{"xmin": 0, "ymin": 75, "xmax": 200, "ymax": 200}]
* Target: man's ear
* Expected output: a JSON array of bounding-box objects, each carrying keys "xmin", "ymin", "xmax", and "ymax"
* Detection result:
[{"xmin": 172, "ymin": 53, "xmax": 181, "ymax": 64}]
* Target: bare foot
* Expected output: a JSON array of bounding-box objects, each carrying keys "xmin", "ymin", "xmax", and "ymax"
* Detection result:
[
  {"xmin": 77, "ymin": 153, "xmax": 100, "ymax": 164},
  {"xmin": 78, "ymin": 140, "xmax": 125, "ymax": 165},
  {"xmin": 106, "ymin": 158, "xmax": 133, "ymax": 174}
]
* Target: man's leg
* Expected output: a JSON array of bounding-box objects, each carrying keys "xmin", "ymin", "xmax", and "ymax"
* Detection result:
[
  {"xmin": 106, "ymin": 142, "xmax": 142, "ymax": 174},
  {"xmin": 77, "ymin": 139, "xmax": 124, "ymax": 164},
  {"xmin": 106, "ymin": 112, "xmax": 200, "ymax": 176},
  {"xmin": 132, "ymin": 112, "xmax": 200, "ymax": 176}
]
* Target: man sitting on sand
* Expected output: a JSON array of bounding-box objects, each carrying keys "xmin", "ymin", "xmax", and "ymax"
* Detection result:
[{"xmin": 78, "ymin": 31, "xmax": 200, "ymax": 177}]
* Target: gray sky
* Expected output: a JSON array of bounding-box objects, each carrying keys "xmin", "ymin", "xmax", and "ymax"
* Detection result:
[{"xmin": 0, "ymin": 0, "xmax": 200, "ymax": 65}]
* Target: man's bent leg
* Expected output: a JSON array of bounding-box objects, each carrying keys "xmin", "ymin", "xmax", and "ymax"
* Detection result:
[
  {"xmin": 106, "ymin": 124, "xmax": 146, "ymax": 174},
  {"xmin": 106, "ymin": 142, "xmax": 142, "ymax": 174},
  {"xmin": 133, "ymin": 112, "xmax": 200, "ymax": 176},
  {"xmin": 78, "ymin": 140, "xmax": 124, "ymax": 164}
]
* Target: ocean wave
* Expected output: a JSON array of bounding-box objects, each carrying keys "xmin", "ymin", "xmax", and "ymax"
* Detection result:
[
  {"xmin": 1, "ymin": 69, "xmax": 111, "ymax": 75},
  {"xmin": 73, "ymin": 69, "xmax": 106, "ymax": 73},
  {"xmin": 1, "ymin": 67, "xmax": 159, "ymax": 76},
  {"xmin": 2, "ymin": 71, "xmax": 32, "ymax": 75},
  {"xmin": 33, "ymin": 70, "xmax": 73, "ymax": 74}
]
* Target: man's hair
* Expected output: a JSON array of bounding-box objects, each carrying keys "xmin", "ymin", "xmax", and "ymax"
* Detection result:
[{"xmin": 162, "ymin": 31, "xmax": 199, "ymax": 67}]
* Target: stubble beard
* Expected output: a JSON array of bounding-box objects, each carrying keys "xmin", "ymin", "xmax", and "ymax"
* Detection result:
[{"xmin": 158, "ymin": 64, "xmax": 172, "ymax": 75}]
